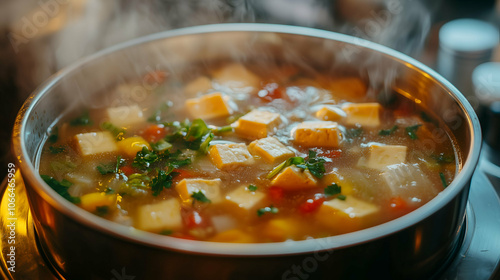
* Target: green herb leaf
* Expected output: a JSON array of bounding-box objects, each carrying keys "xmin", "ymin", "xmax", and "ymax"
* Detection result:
[
  {"xmin": 379, "ymin": 125, "xmax": 399, "ymax": 136},
  {"xmin": 345, "ymin": 128, "xmax": 363, "ymax": 139},
  {"xmin": 150, "ymin": 139, "xmax": 172, "ymax": 152},
  {"xmin": 304, "ymin": 151, "xmax": 326, "ymax": 179},
  {"xmin": 199, "ymin": 132, "xmax": 214, "ymax": 154},
  {"xmin": 266, "ymin": 157, "xmax": 305, "ymax": 179},
  {"xmin": 439, "ymin": 172, "xmax": 448, "ymax": 188},
  {"xmin": 164, "ymin": 119, "xmax": 214, "ymax": 152},
  {"xmin": 101, "ymin": 122, "xmax": 126, "ymax": 141},
  {"xmin": 257, "ymin": 205, "xmax": 279, "ymax": 217},
  {"xmin": 405, "ymin": 124, "xmax": 422, "ymax": 140},
  {"xmin": 151, "ymin": 168, "xmax": 178, "ymax": 196},
  {"xmin": 70, "ymin": 111, "xmax": 93, "ymax": 126},
  {"xmin": 337, "ymin": 195, "xmax": 347, "ymax": 200},
  {"xmin": 49, "ymin": 145, "xmax": 66, "ymax": 154},
  {"xmin": 213, "ymin": 125, "xmax": 233, "ymax": 134},
  {"xmin": 40, "ymin": 175, "xmax": 80, "ymax": 204},
  {"xmin": 191, "ymin": 191, "xmax": 211, "ymax": 204},
  {"xmin": 431, "ymin": 153, "xmax": 454, "ymax": 164},
  {"xmin": 132, "ymin": 147, "xmax": 159, "ymax": 170},
  {"xmin": 97, "ymin": 156, "xmax": 124, "ymax": 175},
  {"xmin": 325, "ymin": 183, "xmax": 341, "ymax": 197},
  {"xmin": 248, "ymin": 185, "xmax": 257, "ymax": 192}
]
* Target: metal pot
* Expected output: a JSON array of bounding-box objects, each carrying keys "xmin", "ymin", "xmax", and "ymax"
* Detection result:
[{"xmin": 12, "ymin": 24, "xmax": 481, "ymax": 280}]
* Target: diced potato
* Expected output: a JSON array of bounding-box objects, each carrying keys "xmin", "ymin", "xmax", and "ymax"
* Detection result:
[
  {"xmin": 135, "ymin": 199, "xmax": 182, "ymax": 232},
  {"xmin": 175, "ymin": 178, "xmax": 222, "ymax": 204},
  {"xmin": 79, "ymin": 192, "xmax": 117, "ymax": 212},
  {"xmin": 327, "ymin": 77, "xmax": 367, "ymax": 100},
  {"xmin": 248, "ymin": 137, "xmax": 294, "ymax": 164},
  {"xmin": 315, "ymin": 106, "xmax": 346, "ymax": 122},
  {"xmin": 117, "ymin": 136, "xmax": 151, "ymax": 157},
  {"xmin": 184, "ymin": 76, "xmax": 213, "ymax": 96},
  {"xmin": 315, "ymin": 196, "xmax": 379, "ymax": 234},
  {"xmin": 271, "ymin": 166, "xmax": 317, "ymax": 190},
  {"xmin": 292, "ymin": 121, "xmax": 341, "ymax": 148},
  {"xmin": 322, "ymin": 172, "xmax": 354, "ymax": 196},
  {"xmin": 342, "ymin": 103, "xmax": 381, "ymax": 127},
  {"xmin": 209, "ymin": 143, "xmax": 255, "ymax": 170},
  {"xmin": 106, "ymin": 105, "xmax": 145, "ymax": 127},
  {"xmin": 361, "ymin": 143, "xmax": 407, "ymax": 171},
  {"xmin": 225, "ymin": 185, "xmax": 266, "ymax": 210},
  {"xmin": 233, "ymin": 110, "xmax": 282, "ymax": 139},
  {"xmin": 212, "ymin": 63, "xmax": 260, "ymax": 89},
  {"xmin": 185, "ymin": 92, "xmax": 233, "ymax": 120},
  {"xmin": 210, "ymin": 229, "xmax": 254, "ymax": 243},
  {"xmin": 75, "ymin": 131, "xmax": 118, "ymax": 156},
  {"xmin": 261, "ymin": 218, "xmax": 300, "ymax": 242}
]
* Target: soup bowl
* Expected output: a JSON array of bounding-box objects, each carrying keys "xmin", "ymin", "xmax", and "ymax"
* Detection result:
[{"xmin": 12, "ymin": 24, "xmax": 481, "ymax": 279}]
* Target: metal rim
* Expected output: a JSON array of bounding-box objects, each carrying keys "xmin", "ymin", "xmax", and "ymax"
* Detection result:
[{"xmin": 12, "ymin": 23, "xmax": 482, "ymax": 256}]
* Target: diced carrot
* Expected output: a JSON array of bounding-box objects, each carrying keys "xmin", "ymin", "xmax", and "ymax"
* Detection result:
[
  {"xmin": 319, "ymin": 149, "xmax": 342, "ymax": 159},
  {"xmin": 174, "ymin": 169, "xmax": 195, "ymax": 180},
  {"xmin": 143, "ymin": 70, "xmax": 168, "ymax": 85},
  {"xmin": 298, "ymin": 196, "xmax": 325, "ymax": 214},
  {"xmin": 389, "ymin": 196, "xmax": 407, "ymax": 210},
  {"xmin": 141, "ymin": 124, "xmax": 167, "ymax": 143},
  {"xmin": 268, "ymin": 186, "xmax": 284, "ymax": 203},
  {"xmin": 184, "ymin": 211, "xmax": 204, "ymax": 229},
  {"xmin": 258, "ymin": 83, "xmax": 285, "ymax": 102},
  {"xmin": 120, "ymin": 165, "xmax": 136, "ymax": 177}
]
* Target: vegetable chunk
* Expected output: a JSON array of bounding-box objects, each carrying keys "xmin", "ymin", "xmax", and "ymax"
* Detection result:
[
  {"xmin": 175, "ymin": 178, "xmax": 222, "ymax": 204},
  {"xmin": 135, "ymin": 199, "xmax": 182, "ymax": 232},
  {"xmin": 80, "ymin": 192, "xmax": 117, "ymax": 212},
  {"xmin": 342, "ymin": 103, "xmax": 381, "ymax": 127},
  {"xmin": 209, "ymin": 143, "xmax": 255, "ymax": 170},
  {"xmin": 271, "ymin": 166, "xmax": 317, "ymax": 190},
  {"xmin": 225, "ymin": 185, "xmax": 266, "ymax": 210},
  {"xmin": 248, "ymin": 137, "xmax": 294, "ymax": 164},
  {"xmin": 233, "ymin": 110, "xmax": 282, "ymax": 139},
  {"xmin": 292, "ymin": 121, "xmax": 341, "ymax": 148},
  {"xmin": 185, "ymin": 92, "xmax": 233, "ymax": 120},
  {"xmin": 106, "ymin": 105, "xmax": 145, "ymax": 127},
  {"xmin": 315, "ymin": 106, "xmax": 346, "ymax": 121},
  {"xmin": 75, "ymin": 131, "xmax": 118, "ymax": 156},
  {"xmin": 362, "ymin": 143, "xmax": 407, "ymax": 171},
  {"xmin": 117, "ymin": 136, "xmax": 152, "ymax": 158}
]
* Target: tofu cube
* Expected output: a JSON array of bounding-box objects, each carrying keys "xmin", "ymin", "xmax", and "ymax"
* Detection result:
[
  {"xmin": 135, "ymin": 199, "xmax": 182, "ymax": 232},
  {"xmin": 209, "ymin": 143, "xmax": 255, "ymax": 170},
  {"xmin": 363, "ymin": 143, "xmax": 407, "ymax": 171},
  {"xmin": 315, "ymin": 196, "xmax": 379, "ymax": 234},
  {"xmin": 233, "ymin": 110, "xmax": 282, "ymax": 139},
  {"xmin": 271, "ymin": 166, "xmax": 317, "ymax": 190},
  {"xmin": 175, "ymin": 178, "xmax": 222, "ymax": 204},
  {"xmin": 106, "ymin": 105, "xmax": 145, "ymax": 127},
  {"xmin": 342, "ymin": 103, "xmax": 381, "ymax": 127},
  {"xmin": 292, "ymin": 121, "xmax": 341, "ymax": 148},
  {"xmin": 212, "ymin": 63, "xmax": 260, "ymax": 89},
  {"xmin": 79, "ymin": 192, "xmax": 117, "ymax": 212},
  {"xmin": 225, "ymin": 185, "xmax": 266, "ymax": 210},
  {"xmin": 248, "ymin": 137, "xmax": 294, "ymax": 164},
  {"xmin": 184, "ymin": 76, "xmax": 213, "ymax": 96},
  {"xmin": 75, "ymin": 131, "xmax": 118, "ymax": 156},
  {"xmin": 315, "ymin": 106, "xmax": 346, "ymax": 121},
  {"xmin": 327, "ymin": 77, "xmax": 367, "ymax": 100},
  {"xmin": 185, "ymin": 92, "xmax": 233, "ymax": 120},
  {"xmin": 117, "ymin": 136, "xmax": 152, "ymax": 158}
]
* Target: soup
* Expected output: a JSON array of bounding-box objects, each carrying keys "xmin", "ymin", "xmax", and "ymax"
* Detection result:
[{"xmin": 38, "ymin": 62, "xmax": 456, "ymax": 243}]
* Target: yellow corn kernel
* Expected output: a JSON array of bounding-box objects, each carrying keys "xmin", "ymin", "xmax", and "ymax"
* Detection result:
[{"xmin": 117, "ymin": 136, "xmax": 151, "ymax": 157}]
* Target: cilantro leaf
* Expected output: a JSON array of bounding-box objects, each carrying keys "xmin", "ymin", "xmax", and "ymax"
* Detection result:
[
  {"xmin": 267, "ymin": 151, "xmax": 326, "ymax": 179},
  {"xmin": 101, "ymin": 122, "xmax": 126, "ymax": 141},
  {"xmin": 405, "ymin": 124, "xmax": 422, "ymax": 140},
  {"xmin": 325, "ymin": 183, "xmax": 341, "ymax": 197},
  {"xmin": 132, "ymin": 147, "xmax": 159, "ymax": 170},
  {"xmin": 191, "ymin": 191, "xmax": 211, "ymax": 204},
  {"xmin": 151, "ymin": 168, "xmax": 178, "ymax": 196},
  {"xmin": 164, "ymin": 119, "xmax": 214, "ymax": 152},
  {"xmin": 379, "ymin": 125, "xmax": 398, "ymax": 136},
  {"xmin": 40, "ymin": 175, "xmax": 80, "ymax": 204},
  {"xmin": 337, "ymin": 195, "xmax": 346, "ymax": 200},
  {"xmin": 266, "ymin": 157, "xmax": 305, "ymax": 179},
  {"xmin": 97, "ymin": 156, "xmax": 124, "ymax": 175},
  {"xmin": 150, "ymin": 139, "xmax": 172, "ymax": 152},
  {"xmin": 248, "ymin": 185, "xmax": 257, "ymax": 192},
  {"xmin": 257, "ymin": 205, "xmax": 279, "ymax": 217},
  {"xmin": 70, "ymin": 111, "xmax": 93, "ymax": 126}
]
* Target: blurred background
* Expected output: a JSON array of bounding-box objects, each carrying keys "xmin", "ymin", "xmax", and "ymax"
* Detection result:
[{"xmin": 0, "ymin": 0, "xmax": 499, "ymax": 178}]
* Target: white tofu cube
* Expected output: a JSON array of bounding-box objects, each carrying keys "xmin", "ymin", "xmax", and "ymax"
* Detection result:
[
  {"xmin": 135, "ymin": 199, "xmax": 182, "ymax": 232},
  {"xmin": 75, "ymin": 131, "xmax": 118, "ymax": 156},
  {"xmin": 271, "ymin": 166, "xmax": 317, "ymax": 190},
  {"xmin": 185, "ymin": 92, "xmax": 233, "ymax": 120},
  {"xmin": 175, "ymin": 178, "xmax": 222, "ymax": 204},
  {"xmin": 233, "ymin": 110, "xmax": 282, "ymax": 139},
  {"xmin": 106, "ymin": 104, "xmax": 145, "ymax": 127},
  {"xmin": 315, "ymin": 106, "xmax": 346, "ymax": 121},
  {"xmin": 212, "ymin": 63, "xmax": 260, "ymax": 89},
  {"xmin": 248, "ymin": 137, "xmax": 295, "ymax": 164},
  {"xmin": 292, "ymin": 121, "xmax": 341, "ymax": 148},
  {"xmin": 225, "ymin": 185, "xmax": 266, "ymax": 210},
  {"xmin": 209, "ymin": 143, "xmax": 255, "ymax": 170},
  {"xmin": 321, "ymin": 196, "xmax": 379, "ymax": 218},
  {"xmin": 342, "ymin": 103, "xmax": 381, "ymax": 127},
  {"xmin": 381, "ymin": 163, "xmax": 439, "ymax": 202},
  {"xmin": 362, "ymin": 143, "xmax": 407, "ymax": 171}
]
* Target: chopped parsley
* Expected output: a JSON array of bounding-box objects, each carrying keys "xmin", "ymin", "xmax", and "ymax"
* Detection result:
[
  {"xmin": 40, "ymin": 175, "xmax": 80, "ymax": 204},
  {"xmin": 164, "ymin": 119, "xmax": 214, "ymax": 153},
  {"xmin": 337, "ymin": 195, "xmax": 347, "ymax": 200},
  {"xmin": 150, "ymin": 139, "xmax": 172, "ymax": 152},
  {"xmin": 405, "ymin": 124, "xmax": 422, "ymax": 140},
  {"xmin": 324, "ymin": 183, "xmax": 341, "ymax": 197},
  {"xmin": 257, "ymin": 205, "xmax": 279, "ymax": 217},
  {"xmin": 266, "ymin": 150, "xmax": 326, "ymax": 179},
  {"xmin": 431, "ymin": 153, "xmax": 454, "ymax": 164},
  {"xmin": 191, "ymin": 191, "xmax": 211, "ymax": 204},
  {"xmin": 95, "ymin": 206, "xmax": 109, "ymax": 216},
  {"xmin": 101, "ymin": 122, "xmax": 126, "ymax": 141},
  {"xmin": 97, "ymin": 156, "xmax": 124, "ymax": 175},
  {"xmin": 132, "ymin": 147, "xmax": 159, "ymax": 170},
  {"xmin": 69, "ymin": 111, "xmax": 93, "ymax": 126},
  {"xmin": 248, "ymin": 185, "xmax": 258, "ymax": 192},
  {"xmin": 49, "ymin": 145, "xmax": 66, "ymax": 154},
  {"xmin": 151, "ymin": 168, "xmax": 178, "ymax": 196},
  {"xmin": 439, "ymin": 172, "xmax": 448, "ymax": 188},
  {"xmin": 379, "ymin": 125, "xmax": 398, "ymax": 136}
]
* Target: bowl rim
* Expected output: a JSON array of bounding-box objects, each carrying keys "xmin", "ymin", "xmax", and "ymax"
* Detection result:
[{"xmin": 12, "ymin": 23, "xmax": 482, "ymax": 256}]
